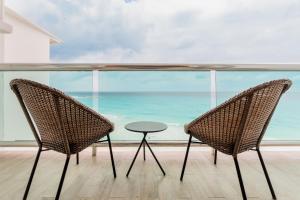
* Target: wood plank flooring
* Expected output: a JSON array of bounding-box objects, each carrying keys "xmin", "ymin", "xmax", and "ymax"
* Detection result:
[{"xmin": 0, "ymin": 146, "xmax": 299, "ymax": 200}]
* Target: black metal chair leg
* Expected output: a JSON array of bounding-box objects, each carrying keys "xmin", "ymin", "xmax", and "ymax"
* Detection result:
[
  {"xmin": 76, "ymin": 153, "xmax": 79, "ymax": 165},
  {"xmin": 143, "ymin": 142, "xmax": 146, "ymax": 161},
  {"xmin": 144, "ymin": 139, "xmax": 166, "ymax": 176},
  {"xmin": 126, "ymin": 134, "xmax": 146, "ymax": 177},
  {"xmin": 23, "ymin": 147, "xmax": 42, "ymax": 200},
  {"xmin": 180, "ymin": 135, "xmax": 192, "ymax": 181},
  {"xmin": 233, "ymin": 156, "xmax": 247, "ymax": 200},
  {"xmin": 55, "ymin": 155, "xmax": 70, "ymax": 200},
  {"xmin": 257, "ymin": 149, "xmax": 277, "ymax": 199},
  {"xmin": 214, "ymin": 149, "xmax": 217, "ymax": 165},
  {"xmin": 107, "ymin": 134, "xmax": 117, "ymax": 178}
]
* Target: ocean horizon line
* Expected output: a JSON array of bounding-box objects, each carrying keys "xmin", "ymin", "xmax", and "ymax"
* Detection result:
[
  {"xmin": 66, "ymin": 91, "xmax": 300, "ymax": 95},
  {"xmin": 68, "ymin": 91, "xmax": 212, "ymax": 94}
]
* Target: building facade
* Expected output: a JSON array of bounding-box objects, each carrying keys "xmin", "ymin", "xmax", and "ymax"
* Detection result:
[{"xmin": 0, "ymin": 4, "xmax": 61, "ymax": 141}]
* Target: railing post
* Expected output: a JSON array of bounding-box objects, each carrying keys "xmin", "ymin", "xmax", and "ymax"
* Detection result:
[
  {"xmin": 92, "ymin": 70, "xmax": 99, "ymax": 111},
  {"xmin": 92, "ymin": 70, "xmax": 99, "ymax": 156},
  {"xmin": 210, "ymin": 70, "xmax": 217, "ymax": 108},
  {"xmin": 210, "ymin": 69, "xmax": 217, "ymax": 155}
]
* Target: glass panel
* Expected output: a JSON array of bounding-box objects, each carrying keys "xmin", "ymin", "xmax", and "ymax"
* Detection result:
[
  {"xmin": 1, "ymin": 70, "xmax": 299, "ymax": 142},
  {"xmin": 99, "ymin": 71, "xmax": 211, "ymax": 141},
  {"xmin": 0, "ymin": 71, "xmax": 93, "ymax": 141},
  {"xmin": 1, "ymin": 71, "xmax": 54, "ymax": 141},
  {"xmin": 49, "ymin": 71, "xmax": 93, "ymax": 107},
  {"xmin": 0, "ymin": 70, "xmax": 211, "ymax": 142},
  {"xmin": 217, "ymin": 71, "xmax": 300, "ymax": 140}
]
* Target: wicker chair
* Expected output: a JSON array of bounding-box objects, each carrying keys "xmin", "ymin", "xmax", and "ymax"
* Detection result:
[
  {"xmin": 180, "ymin": 79, "xmax": 292, "ymax": 200},
  {"xmin": 10, "ymin": 79, "xmax": 116, "ymax": 200}
]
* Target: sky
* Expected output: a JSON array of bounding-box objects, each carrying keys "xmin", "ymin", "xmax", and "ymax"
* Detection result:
[{"xmin": 6, "ymin": 0, "xmax": 300, "ymax": 92}]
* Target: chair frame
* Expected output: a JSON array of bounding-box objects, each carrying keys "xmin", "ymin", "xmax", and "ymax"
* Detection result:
[
  {"xmin": 22, "ymin": 136, "xmax": 116, "ymax": 200},
  {"xmin": 180, "ymin": 136, "xmax": 276, "ymax": 200},
  {"xmin": 11, "ymin": 79, "xmax": 117, "ymax": 200},
  {"xmin": 180, "ymin": 79, "xmax": 292, "ymax": 200}
]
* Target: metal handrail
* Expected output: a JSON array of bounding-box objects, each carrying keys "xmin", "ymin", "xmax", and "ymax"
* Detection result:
[{"xmin": 1, "ymin": 63, "xmax": 300, "ymax": 71}]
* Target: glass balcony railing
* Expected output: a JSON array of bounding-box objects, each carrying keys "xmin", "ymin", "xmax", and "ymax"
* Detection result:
[
  {"xmin": 217, "ymin": 71, "xmax": 300, "ymax": 140},
  {"xmin": 0, "ymin": 64, "xmax": 299, "ymax": 143}
]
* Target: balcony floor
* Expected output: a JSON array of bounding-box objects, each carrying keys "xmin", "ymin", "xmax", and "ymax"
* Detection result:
[{"xmin": 0, "ymin": 146, "xmax": 299, "ymax": 200}]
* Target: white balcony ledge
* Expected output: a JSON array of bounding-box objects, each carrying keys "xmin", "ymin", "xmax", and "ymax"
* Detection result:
[
  {"xmin": 1, "ymin": 63, "xmax": 300, "ymax": 71},
  {"xmin": 0, "ymin": 20, "xmax": 12, "ymax": 33}
]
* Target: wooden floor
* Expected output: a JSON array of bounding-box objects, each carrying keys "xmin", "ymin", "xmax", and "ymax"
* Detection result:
[{"xmin": 0, "ymin": 146, "xmax": 300, "ymax": 200}]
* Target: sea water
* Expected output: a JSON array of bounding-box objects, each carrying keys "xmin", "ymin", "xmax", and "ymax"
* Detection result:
[{"xmin": 68, "ymin": 91, "xmax": 300, "ymax": 141}]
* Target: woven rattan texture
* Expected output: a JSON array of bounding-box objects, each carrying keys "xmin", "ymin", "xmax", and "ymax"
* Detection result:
[
  {"xmin": 10, "ymin": 79, "xmax": 114, "ymax": 155},
  {"xmin": 186, "ymin": 79, "xmax": 292, "ymax": 156}
]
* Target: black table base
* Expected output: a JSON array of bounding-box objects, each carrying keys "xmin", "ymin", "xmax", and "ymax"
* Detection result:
[{"xmin": 126, "ymin": 132, "xmax": 166, "ymax": 177}]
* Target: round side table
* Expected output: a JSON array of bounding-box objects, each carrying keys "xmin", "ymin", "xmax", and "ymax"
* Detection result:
[{"xmin": 125, "ymin": 121, "xmax": 167, "ymax": 177}]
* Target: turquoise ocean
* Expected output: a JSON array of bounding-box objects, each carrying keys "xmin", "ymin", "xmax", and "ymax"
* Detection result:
[{"xmin": 68, "ymin": 91, "xmax": 300, "ymax": 141}]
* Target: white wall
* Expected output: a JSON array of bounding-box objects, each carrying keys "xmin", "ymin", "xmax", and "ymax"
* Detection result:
[
  {"xmin": 3, "ymin": 13, "xmax": 50, "ymax": 63},
  {"xmin": 0, "ymin": 34, "xmax": 3, "ymax": 62},
  {"xmin": 0, "ymin": 11, "xmax": 51, "ymax": 141}
]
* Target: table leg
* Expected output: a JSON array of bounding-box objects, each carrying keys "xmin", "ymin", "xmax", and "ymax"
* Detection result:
[
  {"xmin": 143, "ymin": 142, "xmax": 146, "ymax": 161},
  {"xmin": 144, "ymin": 139, "xmax": 166, "ymax": 176},
  {"xmin": 126, "ymin": 134, "xmax": 147, "ymax": 177},
  {"xmin": 92, "ymin": 143, "xmax": 97, "ymax": 156}
]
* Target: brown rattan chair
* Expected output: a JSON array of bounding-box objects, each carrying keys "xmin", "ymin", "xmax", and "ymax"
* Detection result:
[
  {"xmin": 10, "ymin": 79, "xmax": 116, "ymax": 200},
  {"xmin": 180, "ymin": 79, "xmax": 292, "ymax": 200}
]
